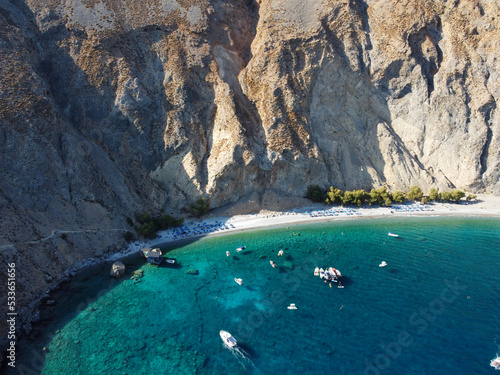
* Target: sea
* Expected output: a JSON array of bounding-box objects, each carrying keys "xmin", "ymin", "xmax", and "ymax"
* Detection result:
[{"xmin": 7, "ymin": 216, "xmax": 500, "ymax": 375}]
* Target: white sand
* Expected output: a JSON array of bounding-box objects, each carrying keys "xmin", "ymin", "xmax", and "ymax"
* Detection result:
[{"xmin": 111, "ymin": 194, "xmax": 500, "ymax": 260}]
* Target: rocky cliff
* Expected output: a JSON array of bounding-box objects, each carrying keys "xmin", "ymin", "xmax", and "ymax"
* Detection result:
[{"xmin": 0, "ymin": 0, "xmax": 498, "ymax": 349}]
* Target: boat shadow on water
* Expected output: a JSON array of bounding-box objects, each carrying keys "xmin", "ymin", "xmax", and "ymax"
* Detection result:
[
  {"xmin": 223, "ymin": 343, "xmax": 259, "ymax": 372},
  {"xmin": 337, "ymin": 275, "xmax": 353, "ymax": 287}
]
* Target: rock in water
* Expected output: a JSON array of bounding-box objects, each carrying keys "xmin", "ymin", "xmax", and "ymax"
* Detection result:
[{"xmin": 110, "ymin": 261, "xmax": 126, "ymax": 278}]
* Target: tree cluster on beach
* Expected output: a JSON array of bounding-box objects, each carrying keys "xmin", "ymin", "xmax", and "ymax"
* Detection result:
[
  {"xmin": 133, "ymin": 212, "xmax": 184, "ymax": 239},
  {"xmin": 306, "ymin": 185, "xmax": 475, "ymax": 207}
]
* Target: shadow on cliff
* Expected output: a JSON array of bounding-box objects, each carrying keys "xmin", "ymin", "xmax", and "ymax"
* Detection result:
[{"xmin": 310, "ymin": 0, "xmax": 435, "ymax": 191}]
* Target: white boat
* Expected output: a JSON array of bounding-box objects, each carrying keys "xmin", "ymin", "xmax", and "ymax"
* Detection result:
[
  {"xmin": 333, "ymin": 268, "xmax": 342, "ymax": 277},
  {"xmin": 338, "ymin": 285, "xmax": 345, "ymax": 289},
  {"xmin": 270, "ymin": 261, "xmax": 277, "ymax": 268},
  {"xmin": 220, "ymin": 330, "xmax": 237, "ymax": 348},
  {"xmin": 319, "ymin": 268, "xmax": 325, "ymax": 278},
  {"xmin": 388, "ymin": 232, "xmax": 399, "ymax": 237},
  {"xmin": 278, "ymin": 249, "xmax": 284, "ymax": 256},
  {"xmin": 379, "ymin": 261, "xmax": 387, "ymax": 267},
  {"xmin": 287, "ymin": 303, "xmax": 297, "ymax": 310},
  {"xmin": 314, "ymin": 267, "xmax": 320, "ymax": 276},
  {"xmin": 491, "ymin": 356, "xmax": 500, "ymax": 370},
  {"xmin": 226, "ymin": 251, "xmax": 230, "ymax": 257},
  {"xmin": 234, "ymin": 278, "xmax": 243, "ymax": 285},
  {"xmin": 236, "ymin": 246, "xmax": 246, "ymax": 252}
]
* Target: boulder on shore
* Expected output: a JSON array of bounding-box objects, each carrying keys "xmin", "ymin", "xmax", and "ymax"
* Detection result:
[{"xmin": 110, "ymin": 261, "xmax": 126, "ymax": 278}]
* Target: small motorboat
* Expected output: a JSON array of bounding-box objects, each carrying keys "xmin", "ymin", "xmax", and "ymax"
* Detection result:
[
  {"xmin": 319, "ymin": 268, "xmax": 325, "ymax": 278},
  {"xmin": 314, "ymin": 267, "xmax": 320, "ymax": 276},
  {"xmin": 226, "ymin": 251, "xmax": 230, "ymax": 257},
  {"xmin": 270, "ymin": 261, "xmax": 277, "ymax": 268},
  {"xmin": 331, "ymin": 267, "xmax": 342, "ymax": 277},
  {"xmin": 165, "ymin": 258, "xmax": 177, "ymax": 264},
  {"xmin": 379, "ymin": 261, "xmax": 387, "ymax": 267},
  {"xmin": 490, "ymin": 356, "xmax": 500, "ymax": 370},
  {"xmin": 220, "ymin": 330, "xmax": 237, "ymax": 348},
  {"xmin": 236, "ymin": 246, "xmax": 246, "ymax": 252},
  {"xmin": 234, "ymin": 278, "xmax": 243, "ymax": 285},
  {"xmin": 278, "ymin": 249, "xmax": 284, "ymax": 256},
  {"xmin": 388, "ymin": 232, "xmax": 399, "ymax": 237},
  {"xmin": 287, "ymin": 303, "xmax": 297, "ymax": 310}
]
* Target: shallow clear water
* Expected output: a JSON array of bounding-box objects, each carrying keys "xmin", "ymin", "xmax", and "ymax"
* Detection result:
[{"xmin": 10, "ymin": 217, "xmax": 500, "ymax": 374}]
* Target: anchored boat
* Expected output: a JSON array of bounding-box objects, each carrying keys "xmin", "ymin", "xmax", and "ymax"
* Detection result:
[{"xmin": 490, "ymin": 356, "xmax": 500, "ymax": 370}]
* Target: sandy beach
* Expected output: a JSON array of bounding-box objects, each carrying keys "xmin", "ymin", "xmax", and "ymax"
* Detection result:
[{"xmin": 112, "ymin": 194, "xmax": 500, "ymax": 260}]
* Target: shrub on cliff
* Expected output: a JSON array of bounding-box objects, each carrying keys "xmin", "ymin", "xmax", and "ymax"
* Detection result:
[
  {"xmin": 306, "ymin": 185, "xmax": 325, "ymax": 202},
  {"xmin": 189, "ymin": 198, "xmax": 210, "ymax": 218}
]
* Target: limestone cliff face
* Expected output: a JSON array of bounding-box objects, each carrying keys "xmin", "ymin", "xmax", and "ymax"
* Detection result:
[{"xmin": 0, "ymin": 0, "xmax": 498, "ymax": 343}]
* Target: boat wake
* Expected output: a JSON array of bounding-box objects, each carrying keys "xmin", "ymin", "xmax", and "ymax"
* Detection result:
[{"xmin": 223, "ymin": 344, "xmax": 260, "ymax": 373}]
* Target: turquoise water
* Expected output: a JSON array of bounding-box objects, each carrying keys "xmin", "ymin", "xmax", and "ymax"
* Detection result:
[{"xmin": 9, "ymin": 217, "xmax": 500, "ymax": 374}]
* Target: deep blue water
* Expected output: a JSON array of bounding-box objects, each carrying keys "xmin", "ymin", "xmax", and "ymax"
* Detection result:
[{"xmin": 9, "ymin": 217, "xmax": 500, "ymax": 374}]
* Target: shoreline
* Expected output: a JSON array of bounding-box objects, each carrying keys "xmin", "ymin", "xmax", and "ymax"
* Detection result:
[
  {"xmin": 109, "ymin": 194, "xmax": 500, "ymax": 261},
  {"xmin": 5, "ymin": 195, "xmax": 499, "ymax": 371}
]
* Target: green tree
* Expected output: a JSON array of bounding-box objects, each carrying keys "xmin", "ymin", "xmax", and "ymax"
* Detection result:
[
  {"xmin": 407, "ymin": 185, "xmax": 423, "ymax": 201},
  {"xmin": 352, "ymin": 189, "xmax": 369, "ymax": 207},
  {"xmin": 157, "ymin": 215, "xmax": 184, "ymax": 229},
  {"xmin": 189, "ymin": 198, "xmax": 210, "ymax": 218},
  {"xmin": 137, "ymin": 222, "xmax": 157, "ymax": 239},
  {"xmin": 326, "ymin": 187, "xmax": 344, "ymax": 205},
  {"xmin": 466, "ymin": 194, "xmax": 477, "ymax": 201},
  {"xmin": 421, "ymin": 196, "xmax": 429, "ymax": 204},
  {"xmin": 450, "ymin": 190, "xmax": 465, "ymax": 202},
  {"xmin": 392, "ymin": 191, "xmax": 406, "ymax": 203},
  {"xmin": 342, "ymin": 191, "xmax": 354, "ymax": 205},
  {"xmin": 440, "ymin": 191, "xmax": 452, "ymax": 202},
  {"xmin": 370, "ymin": 187, "xmax": 392, "ymax": 206},
  {"xmin": 306, "ymin": 185, "xmax": 325, "ymax": 202},
  {"xmin": 138, "ymin": 211, "xmax": 152, "ymax": 224},
  {"xmin": 429, "ymin": 188, "xmax": 439, "ymax": 201}
]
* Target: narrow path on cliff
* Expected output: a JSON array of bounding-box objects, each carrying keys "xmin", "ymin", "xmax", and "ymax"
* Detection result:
[{"xmin": 0, "ymin": 228, "xmax": 129, "ymax": 251}]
